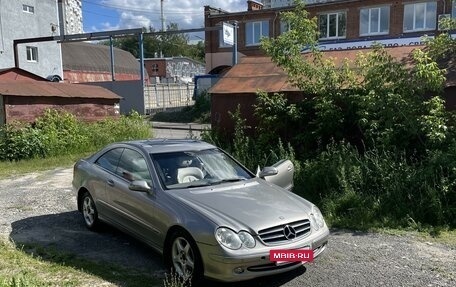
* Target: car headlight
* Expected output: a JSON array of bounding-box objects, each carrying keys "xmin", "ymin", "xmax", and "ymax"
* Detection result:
[
  {"xmin": 215, "ymin": 227, "xmax": 256, "ymax": 249},
  {"xmin": 310, "ymin": 205, "xmax": 325, "ymax": 231},
  {"xmin": 238, "ymin": 231, "xmax": 256, "ymax": 248}
]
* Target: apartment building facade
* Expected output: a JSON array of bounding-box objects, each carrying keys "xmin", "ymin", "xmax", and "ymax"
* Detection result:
[
  {"xmin": 0, "ymin": 0, "xmax": 82, "ymax": 80},
  {"xmin": 204, "ymin": 0, "xmax": 456, "ymax": 73}
]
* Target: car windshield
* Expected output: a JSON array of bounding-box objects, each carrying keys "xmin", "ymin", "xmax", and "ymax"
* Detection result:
[{"xmin": 150, "ymin": 148, "xmax": 254, "ymax": 190}]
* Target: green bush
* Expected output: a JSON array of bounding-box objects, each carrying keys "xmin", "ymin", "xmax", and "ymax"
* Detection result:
[
  {"xmin": 294, "ymin": 142, "xmax": 455, "ymax": 229},
  {"xmin": 200, "ymin": 2, "xmax": 456, "ymax": 231},
  {"xmin": 34, "ymin": 109, "xmax": 89, "ymax": 156},
  {"xmin": 0, "ymin": 109, "xmax": 151, "ymax": 162},
  {"xmin": 213, "ymin": 99, "xmax": 455, "ymax": 229},
  {"xmin": 0, "ymin": 123, "xmax": 47, "ymax": 161}
]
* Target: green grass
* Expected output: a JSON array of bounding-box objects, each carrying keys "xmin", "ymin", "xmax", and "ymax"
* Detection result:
[
  {"xmin": 375, "ymin": 228, "xmax": 456, "ymax": 247},
  {"xmin": 0, "ymin": 151, "xmax": 166, "ymax": 286},
  {"xmin": 0, "ymin": 153, "xmax": 93, "ymax": 180},
  {"xmin": 0, "ymin": 241, "xmax": 162, "ymax": 287}
]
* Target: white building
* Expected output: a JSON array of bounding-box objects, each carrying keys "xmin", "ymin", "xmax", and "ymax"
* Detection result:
[
  {"xmin": 64, "ymin": 0, "xmax": 83, "ymax": 35},
  {"xmin": 0, "ymin": 0, "xmax": 82, "ymax": 80}
]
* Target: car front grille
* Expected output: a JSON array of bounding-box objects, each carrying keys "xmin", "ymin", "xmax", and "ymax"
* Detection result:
[{"xmin": 258, "ymin": 219, "xmax": 311, "ymax": 245}]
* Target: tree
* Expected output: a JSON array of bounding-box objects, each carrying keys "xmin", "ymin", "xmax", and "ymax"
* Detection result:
[
  {"xmin": 260, "ymin": 0, "xmax": 448, "ymax": 156},
  {"xmin": 102, "ymin": 23, "xmax": 205, "ymax": 62}
]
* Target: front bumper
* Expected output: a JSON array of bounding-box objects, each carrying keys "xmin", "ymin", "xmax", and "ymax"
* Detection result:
[{"xmin": 199, "ymin": 226, "xmax": 329, "ymax": 282}]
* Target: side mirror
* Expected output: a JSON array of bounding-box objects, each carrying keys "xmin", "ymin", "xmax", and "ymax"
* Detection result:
[
  {"xmin": 129, "ymin": 180, "xmax": 152, "ymax": 192},
  {"xmin": 260, "ymin": 159, "xmax": 294, "ymax": 191},
  {"xmin": 258, "ymin": 166, "xmax": 279, "ymax": 178}
]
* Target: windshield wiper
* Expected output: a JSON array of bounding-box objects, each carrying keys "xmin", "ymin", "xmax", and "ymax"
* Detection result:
[
  {"xmin": 184, "ymin": 182, "xmax": 212, "ymax": 188},
  {"xmin": 209, "ymin": 178, "xmax": 246, "ymax": 185},
  {"xmin": 174, "ymin": 178, "xmax": 246, "ymax": 189}
]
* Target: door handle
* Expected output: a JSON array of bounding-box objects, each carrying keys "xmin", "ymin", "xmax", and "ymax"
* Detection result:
[{"xmin": 107, "ymin": 179, "xmax": 115, "ymax": 186}]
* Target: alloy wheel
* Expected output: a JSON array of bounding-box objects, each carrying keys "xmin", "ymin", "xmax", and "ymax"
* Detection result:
[
  {"xmin": 171, "ymin": 236, "xmax": 195, "ymax": 279},
  {"xmin": 82, "ymin": 196, "xmax": 96, "ymax": 227}
]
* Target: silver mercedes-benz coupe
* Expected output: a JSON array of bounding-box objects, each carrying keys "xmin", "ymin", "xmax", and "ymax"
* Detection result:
[{"xmin": 72, "ymin": 139, "xmax": 329, "ymax": 283}]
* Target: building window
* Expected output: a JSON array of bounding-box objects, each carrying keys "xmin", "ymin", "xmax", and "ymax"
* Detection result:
[
  {"xmin": 26, "ymin": 46, "xmax": 38, "ymax": 62},
  {"xmin": 245, "ymin": 20, "xmax": 269, "ymax": 46},
  {"xmin": 403, "ymin": 2, "xmax": 437, "ymax": 32},
  {"xmin": 360, "ymin": 6, "xmax": 390, "ymax": 36},
  {"xmin": 319, "ymin": 12, "xmax": 346, "ymax": 39},
  {"xmin": 151, "ymin": 64, "xmax": 158, "ymax": 73},
  {"xmin": 22, "ymin": 4, "xmax": 34, "ymax": 14}
]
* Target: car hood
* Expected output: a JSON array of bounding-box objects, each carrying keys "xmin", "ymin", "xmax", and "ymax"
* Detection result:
[{"xmin": 168, "ymin": 178, "xmax": 313, "ymax": 234}]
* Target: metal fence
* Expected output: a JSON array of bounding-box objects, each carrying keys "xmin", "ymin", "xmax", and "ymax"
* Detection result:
[{"xmin": 144, "ymin": 83, "xmax": 195, "ymax": 114}]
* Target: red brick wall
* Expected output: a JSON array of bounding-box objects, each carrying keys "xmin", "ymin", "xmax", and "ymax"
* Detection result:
[
  {"xmin": 443, "ymin": 87, "xmax": 456, "ymax": 109},
  {"xmin": 3, "ymin": 96, "xmax": 119, "ymax": 124},
  {"xmin": 211, "ymin": 91, "xmax": 304, "ymax": 135},
  {"xmin": 212, "ymin": 87, "xmax": 456, "ymax": 135},
  {"xmin": 206, "ymin": 0, "xmax": 451, "ymax": 56},
  {"xmin": 303, "ymin": 0, "xmax": 446, "ymax": 40},
  {"xmin": 144, "ymin": 60, "xmax": 167, "ymax": 78},
  {"xmin": 63, "ymin": 71, "xmax": 140, "ymax": 83}
]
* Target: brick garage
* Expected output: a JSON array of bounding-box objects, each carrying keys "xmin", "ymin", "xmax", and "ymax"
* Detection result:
[
  {"xmin": 210, "ymin": 46, "xmax": 456, "ymax": 134},
  {"xmin": 0, "ymin": 81, "xmax": 121, "ymax": 125}
]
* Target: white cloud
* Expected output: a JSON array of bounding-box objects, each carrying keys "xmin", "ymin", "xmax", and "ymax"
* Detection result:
[
  {"xmin": 101, "ymin": 21, "xmax": 117, "ymax": 30},
  {"xmin": 97, "ymin": 0, "xmax": 246, "ymax": 30},
  {"xmin": 119, "ymin": 11, "xmax": 152, "ymax": 29}
]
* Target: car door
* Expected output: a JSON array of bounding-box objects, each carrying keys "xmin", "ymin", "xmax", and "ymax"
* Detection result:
[
  {"xmin": 91, "ymin": 147, "xmax": 124, "ymax": 218},
  {"xmin": 106, "ymin": 148, "xmax": 161, "ymax": 248}
]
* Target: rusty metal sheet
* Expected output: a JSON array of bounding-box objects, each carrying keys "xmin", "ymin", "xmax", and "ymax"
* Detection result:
[
  {"xmin": 210, "ymin": 46, "xmax": 436, "ymax": 94},
  {"xmin": 210, "ymin": 57, "xmax": 297, "ymax": 94},
  {"xmin": 0, "ymin": 81, "xmax": 121, "ymax": 99},
  {"xmin": 61, "ymin": 42, "xmax": 141, "ymax": 75}
]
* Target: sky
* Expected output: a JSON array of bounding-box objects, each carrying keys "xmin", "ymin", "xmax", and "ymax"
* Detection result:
[{"xmin": 82, "ymin": 0, "xmax": 247, "ymax": 40}]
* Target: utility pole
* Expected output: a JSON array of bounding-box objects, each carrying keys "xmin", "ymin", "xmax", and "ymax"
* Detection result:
[
  {"xmin": 160, "ymin": 0, "xmax": 165, "ymax": 58},
  {"xmin": 160, "ymin": 0, "xmax": 166, "ymax": 32},
  {"xmin": 233, "ymin": 21, "xmax": 238, "ymax": 66}
]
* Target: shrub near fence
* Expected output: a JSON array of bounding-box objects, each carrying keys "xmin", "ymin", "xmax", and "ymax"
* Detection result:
[{"xmin": 0, "ymin": 109, "xmax": 151, "ymax": 162}]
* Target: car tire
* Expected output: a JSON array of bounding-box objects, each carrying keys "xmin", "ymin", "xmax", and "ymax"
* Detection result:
[
  {"xmin": 166, "ymin": 229, "xmax": 203, "ymax": 285},
  {"xmin": 81, "ymin": 192, "xmax": 100, "ymax": 230}
]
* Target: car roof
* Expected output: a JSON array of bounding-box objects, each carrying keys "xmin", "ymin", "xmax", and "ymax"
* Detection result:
[{"xmin": 121, "ymin": 139, "xmax": 218, "ymax": 154}]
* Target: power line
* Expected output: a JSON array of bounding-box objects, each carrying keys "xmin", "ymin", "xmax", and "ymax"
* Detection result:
[
  {"xmin": 82, "ymin": 10, "xmax": 201, "ymax": 27},
  {"xmin": 83, "ymin": 9, "xmax": 119, "ymax": 19},
  {"xmin": 82, "ymin": 0, "xmax": 201, "ymax": 15}
]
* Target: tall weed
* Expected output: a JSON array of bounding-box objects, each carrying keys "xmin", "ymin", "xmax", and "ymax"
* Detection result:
[
  {"xmin": 296, "ymin": 142, "xmax": 455, "ymax": 229},
  {"xmin": 0, "ymin": 109, "xmax": 151, "ymax": 161}
]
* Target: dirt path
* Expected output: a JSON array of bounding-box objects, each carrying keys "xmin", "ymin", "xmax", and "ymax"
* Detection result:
[{"xmin": 0, "ymin": 168, "xmax": 454, "ymax": 286}]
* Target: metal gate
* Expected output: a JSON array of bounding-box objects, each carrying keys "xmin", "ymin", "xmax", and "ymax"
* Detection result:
[{"xmin": 144, "ymin": 83, "xmax": 195, "ymax": 114}]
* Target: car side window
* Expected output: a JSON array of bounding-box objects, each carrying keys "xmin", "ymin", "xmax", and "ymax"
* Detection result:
[
  {"xmin": 95, "ymin": 148, "xmax": 124, "ymax": 174},
  {"xmin": 116, "ymin": 149, "xmax": 152, "ymax": 183}
]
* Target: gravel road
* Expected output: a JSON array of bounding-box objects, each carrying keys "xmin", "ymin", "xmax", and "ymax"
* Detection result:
[{"xmin": 0, "ymin": 167, "xmax": 455, "ymax": 287}]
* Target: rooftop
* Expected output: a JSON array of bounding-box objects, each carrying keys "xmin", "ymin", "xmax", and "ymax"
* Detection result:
[
  {"xmin": 62, "ymin": 42, "xmax": 141, "ymax": 75},
  {"xmin": 0, "ymin": 81, "xmax": 121, "ymax": 99}
]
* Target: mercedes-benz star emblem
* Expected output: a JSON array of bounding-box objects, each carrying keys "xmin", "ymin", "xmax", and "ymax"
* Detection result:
[{"xmin": 283, "ymin": 225, "xmax": 297, "ymax": 240}]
